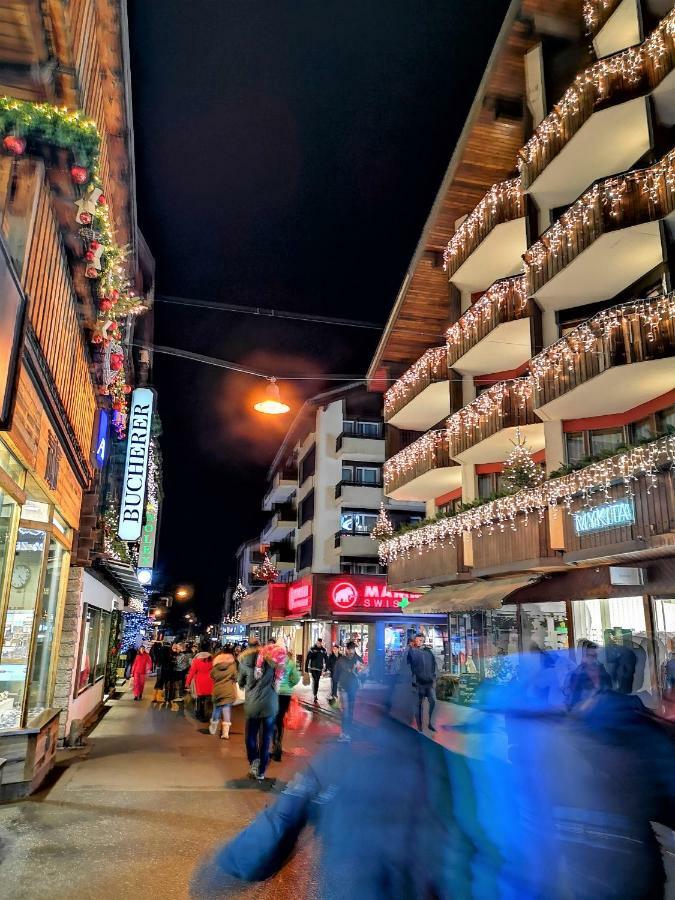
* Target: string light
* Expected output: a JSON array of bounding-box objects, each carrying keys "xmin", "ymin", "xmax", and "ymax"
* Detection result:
[
  {"xmin": 583, "ymin": 0, "xmax": 621, "ymax": 35},
  {"xmin": 443, "ymin": 179, "xmax": 524, "ymax": 274},
  {"xmin": 520, "ymin": 9, "xmax": 675, "ymax": 184},
  {"xmin": 384, "ymin": 346, "xmax": 448, "ymax": 420},
  {"xmin": 524, "ymin": 148, "xmax": 675, "ymax": 288},
  {"xmin": 370, "ymin": 503, "xmax": 394, "ymax": 541},
  {"xmin": 383, "ymin": 429, "xmax": 450, "ymax": 491},
  {"xmin": 446, "ymin": 378, "xmax": 533, "ymax": 437},
  {"xmin": 379, "ymin": 436, "xmax": 675, "ymax": 563},
  {"xmin": 531, "ymin": 293, "xmax": 675, "ymax": 390},
  {"xmin": 446, "ymin": 276, "xmax": 526, "ymax": 355}
]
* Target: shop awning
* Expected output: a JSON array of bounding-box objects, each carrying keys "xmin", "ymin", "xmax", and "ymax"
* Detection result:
[
  {"xmin": 95, "ymin": 559, "xmax": 147, "ymax": 603},
  {"xmin": 411, "ymin": 574, "xmax": 542, "ymax": 613}
]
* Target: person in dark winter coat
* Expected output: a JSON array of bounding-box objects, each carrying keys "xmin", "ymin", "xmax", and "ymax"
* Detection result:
[
  {"xmin": 186, "ymin": 649, "xmax": 213, "ymax": 721},
  {"xmin": 565, "ymin": 640, "xmax": 612, "ymax": 710},
  {"xmin": 304, "ymin": 639, "xmax": 328, "ymax": 703},
  {"xmin": 238, "ymin": 641, "xmax": 280, "ymax": 781},
  {"xmin": 124, "ymin": 645, "xmax": 137, "ymax": 679},
  {"xmin": 407, "ymin": 634, "xmax": 437, "ymax": 732},
  {"xmin": 209, "ymin": 650, "xmax": 238, "ymax": 739},
  {"xmin": 326, "ymin": 644, "xmax": 341, "ymax": 701},
  {"xmin": 334, "ymin": 641, "xmax": 362, "ymax": 741}
]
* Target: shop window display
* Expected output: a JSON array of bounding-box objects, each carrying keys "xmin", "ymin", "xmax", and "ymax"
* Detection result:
[
  {"xmin": 26, "ymin": 539, "xmax": 68, "ymax": 725},
  {"xmin": 571, "ymin": 597, "xmax": 653, "ymax": 702},
  {"xmin": 0, "ymin": 526, "xmax": 47, "ymax": 729},
  {"xmin": 520, "ymin": 602, "xmax": 569, "ymax": 654},
  {"xmin": 76, "ymin": 605, "xmax": 112, "ymax": 694},
  {"xmin": 338, "ymin": 623, "xmax": 369, "ymax": 664},
  {"xmin": 651, "ymin": 597, "xmax": 675, "ymax": 695}
]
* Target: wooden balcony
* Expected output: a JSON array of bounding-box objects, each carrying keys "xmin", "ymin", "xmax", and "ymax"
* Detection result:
[
  {"xmin": 443, "ymin": 178, "xmax": 527, "ymax": 292},
  {"xmin": 447, "ymin": 379, "xmax": 544, "ymax": 464},
  {"xmin": 471, "ymin": 514, "xmax": 561, "ymax": 576},
  {"xmin": 384, "ymin": 346, "xmax": 456, "ymax": 431},
  {"xmin": 383, "ymin": 429, "xmax": 461, "ymax": 502},
  {"xmin": 386, "ymin": 539, "xmax": 466, "ymax": 590},
  {"xmin": 532, "ymin": 295, "xmax": 675, "ymax": 420},
  {"xmin": 524, "ymin": 150, "xmax": 675, "ymax": 309},
  {"xmin": 519, "ymin": 10, "xmax": 675, "ymax": 204},
  {"xmin": 446, "ymin": 276, "xmax": 534, "ymax": 376}
]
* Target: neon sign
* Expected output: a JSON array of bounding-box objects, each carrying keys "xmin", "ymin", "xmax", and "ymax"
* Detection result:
[
  {"xmin": 287, "ymin": 580, "xmax": 312, "ymax": 614},
  {"xmin": 329, "ymin": 579, "xmax": 420, "ymax": 612},
  {"xmin": 94, "ymin": 409, "xmax": 109, "ymax": 468},
  {"xmin": 573, "ymin": 499, "xmax": 635, "ymax": 535},
  {"xmin": 138, "ymin": 500, "xmax": 158, "ymax": 568},
  {"xmin": 118, "ymin": 388, "xmax": 154, "ymax": 541}
]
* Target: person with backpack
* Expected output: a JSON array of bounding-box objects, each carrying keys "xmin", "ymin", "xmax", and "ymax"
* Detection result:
[
  {"xmin": 272, "ymin": 653, "xmax": 300, "ymax": 760},
  {"xmin": 407, "ymin": 634, "xmax": 437, "ymax": 732},
  {"xmin": 238, "ymin": 639, "xmax": 283, "ymax": 782},
  {"xmin": 209, "ymin": 647, "xmax": 238, "ymax": 739}
]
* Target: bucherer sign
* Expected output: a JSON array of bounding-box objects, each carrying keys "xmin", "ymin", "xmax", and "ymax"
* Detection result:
[{"xmin": 118, "ymin": 388, "xmax": 154, "ymax": 541}]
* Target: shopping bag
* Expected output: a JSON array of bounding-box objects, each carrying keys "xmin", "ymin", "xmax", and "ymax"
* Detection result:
[
  {"xmin": 284, "ymin": 695, "xmax": 311, "ymax": 732},
  {"xmin": 302, "ymin": 672, "xmax": 311, "ymax": 687},
  {"xmin": 233, "ymin": 683, "xmax": 246, "ymax": 706}
]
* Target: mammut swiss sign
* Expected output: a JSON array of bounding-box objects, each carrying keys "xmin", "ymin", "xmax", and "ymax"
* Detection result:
[{"xmin": 118, "ymin": 388, "xmax": 155, "ymax": 541}]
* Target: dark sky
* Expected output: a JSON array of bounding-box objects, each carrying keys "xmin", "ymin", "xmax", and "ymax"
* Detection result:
[{"xmin": 127, "ymin": 0, "xmax": 510, "ymax": 624}]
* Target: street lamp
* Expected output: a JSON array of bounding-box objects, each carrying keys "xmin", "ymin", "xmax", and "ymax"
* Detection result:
[{"xmin": 253, "ymin": 378, "xmax": 290, "ymax": 415}]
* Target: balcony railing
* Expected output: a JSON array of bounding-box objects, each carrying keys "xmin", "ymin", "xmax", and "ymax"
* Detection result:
[
  {"xmin": 583, "ymin": 0, "xmax": 623, "ymax": 37},
  {"xmin": 524, "ymin": 149, "xmax": 675, "ymax": 296},
  {"xmin": 519, "ymin": 10, "xmax": 675, "ymax": 190},
  {"xmin": 384, "ymin": 346, "xmax": 449, "ymax": 423},
  {"xmin": 387, "ymin": 537, "xmax": 465, "ymax": 588},
  {"xmin": 446, "ymin": 276, "xmax": 529, "ymax": 368},
  {"xmin": 446, "ymin": 379, "xmax": 536, "ymax": 458},
  {"xmin": 383, "ymin": 430, "xmax": 456, "ymax": 497},
  {"xmin": 335, "ymin": 478, "xmax": 382, "ymax": 499},
  {"xmin": 443, "ymin": 179, "xmax": 525, "ymax": 279},
  {"xmin": 531, "ymin": 294, "xmax": 675, "ymax": 408}
]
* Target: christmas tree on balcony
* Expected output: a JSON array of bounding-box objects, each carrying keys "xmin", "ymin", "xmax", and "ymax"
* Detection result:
[
  {"xmin": 502, "ymin": 428, "xmax": 544, "ymax": 493},
  {"xmin": 252, "ymin": 553, "xmax": 279, "ymax": 583},
  {"xmin": 371, "ymin": 503, "xmax": 394, "ymax": 540},
  {"xmin": 229, "ymin": 580, "xmax": 247, "ymax": 622}
]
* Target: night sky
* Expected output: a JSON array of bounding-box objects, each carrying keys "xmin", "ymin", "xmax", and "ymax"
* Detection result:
[{"xmin": 127, "ymin": 0, "xmax": 510, "ymax": 624}]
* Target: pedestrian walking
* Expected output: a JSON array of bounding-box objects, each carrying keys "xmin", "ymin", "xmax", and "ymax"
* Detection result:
[
  {"xmin": 564, "ymin": 640, "xmax": 612, "ymax": 710},
  {"xmin": 209, "ymin": 647, "xmax": 238, "ymax": 739},
  {"xmin": 305, "ymin": 638, "xmax": 328, "ymax": 704},
  {"xmin": 238, "ymin": 639, "xmax": 283, "ymax": 782},
  {"xmin": 407, "ymin": 633, "xmax": 437, "ymax": 732},
  {"xmin": 174, "ymin": 643, "xmax": 191, "ymax": 697},
  {"xmin": 334, "ymin": 640, "xmax": 362, "ymax": 741},
  {"xmin": 327, "ymin": 643, "xmax": 341, "ymax": 701},
  {"xmin": 272, "ymin": 653, "xmax": 300, "ymax": 760},
  {"xmin": 186, "ymin": 644, "xmax": 213, "ymax": 721},
  {"xmin": 124, "ymin": 644, "xmax": 137, "ymax": 680},
  {"xmin": 130, "ymin": 645, "xmax": 152, "ymax": 701}
]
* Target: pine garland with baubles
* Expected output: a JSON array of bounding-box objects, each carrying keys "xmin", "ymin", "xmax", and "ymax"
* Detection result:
[{"xmin": 501, "ymin": 428, "xmax": 544, "ymax": 493}]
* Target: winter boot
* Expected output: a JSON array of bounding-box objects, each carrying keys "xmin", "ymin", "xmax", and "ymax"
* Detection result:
[
  {"xmin": 208, "ymin": 719, "xmax": 219, "ymax": 735},
  {"xmin": 221, "ymin": 722, "xmax": 230, "ymax": 740}
]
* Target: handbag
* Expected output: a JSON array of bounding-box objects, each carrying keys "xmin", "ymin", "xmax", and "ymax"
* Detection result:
[
  {"xmin": 302, "ymin": 672, "xmax": 311, "ymax": 687},
  {"xmin": 284, "ymin": 695, "xmax": 311, "ymax": 731},
  {"xmin": 233, "ymin": 683, "xmax": 246, "ymax": 706}
]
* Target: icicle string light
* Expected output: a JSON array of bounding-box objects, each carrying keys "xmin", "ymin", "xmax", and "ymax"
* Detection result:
[
  {"xmin": 379, "ymin": 436, "xmax": 675, "ymax": 563},
  {"xmin": 446, "ymin": 378, "xmax": 533, "ymax": 437},
  {"xmin": 446, "ymin": 276, "xmax": 527, "ymax": 352},
  {"xmin": 383, "ymin": 429, "xmax": 449, "ymax": 489},
  {"xmin": 521, "ymin": 9, "xmax": 675, "ymax": 181},
  {"xmin": 384, "ymin": 345, "xmax": 448, "ymax": 420},
  {"xmin": 583, "ymin": 0, "xmax": 622, "ymax": 35},
  {"xmin": 531, "ymin": 293, "xmax": 675, "ymax": 388},
  {"xmin": 443, "ymin": 179, "xmax": 524, "ymax": 273}
]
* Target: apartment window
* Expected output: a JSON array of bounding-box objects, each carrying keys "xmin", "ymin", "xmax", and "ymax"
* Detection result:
[
  {"xmin": 299, "ymin": 445, "xmax": 315, "ymax": 484},
  {"xmin": 341, "ymin": 464, "xmax": 381, "ymax": 485},
  {"xmin": 0, "ymin": 157, "xmax": 40, "ymax": 276},
  {"xmin": 340, "ymin": 560, "xmax": 385, "ymax": 575},
  {"xmin": 477, "ymin": 474, "xmax": 495, "ymax": 500},
  {"xmin": 296, "ymin": 535, "xmax": 313, "ymax": 571},
  {"xmin": 629, "ymin": 416, "xmax": 655, "ymax": 444},
  {"xmin": 565, "ymin": 432, "xmax": 585, "ymax": 465},
  {"xmin": 298, "ymin": 490, "xmax": 314, "ymax": 527},
  {"xmin": 437, "ymin": 497, "xmax": 462, "ymax": 516},
  {"xmin": 589, "ymin": 427, "xmax": 623, "ymax": 457},
  {"xmin": 343, "ymin": 420, "xmax": 382, "ymax": 438},
  {"xmin": 656, "ymin": 404, "xmax": 675, "ymax": 435},
  {"xmin": 340, "ymin": 511, "xmax": 378, "ymax": 534}
]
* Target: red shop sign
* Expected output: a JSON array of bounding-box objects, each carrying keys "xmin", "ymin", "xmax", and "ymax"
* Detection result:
[
  {"xmin": 287, "ymin": 579, "xmax": 312, "ymax": 616},
  {"xmin": 328, "ymin": 578, "xmax": 421, "ymax": 613}
]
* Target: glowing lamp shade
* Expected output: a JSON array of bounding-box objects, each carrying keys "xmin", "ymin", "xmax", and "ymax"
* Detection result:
[{"xmin": 254, "ymin": 378, "xmax": 290, "ymax": 415}]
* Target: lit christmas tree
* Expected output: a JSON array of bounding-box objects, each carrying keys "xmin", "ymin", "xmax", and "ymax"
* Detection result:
[
  {"xmin": 502, "ymin": 428, "xmax": 544, "ymax": 493},
  {"xmin": 252, "ymin": 553, "xmax": 279, "ymax": 583},
  {"xmin": 230, "ymin": 580, "xmax": 247, "ymax": 622},
  {"xmin": 371, "ymin": 503, "xmax": 394, "ymax": 540}
]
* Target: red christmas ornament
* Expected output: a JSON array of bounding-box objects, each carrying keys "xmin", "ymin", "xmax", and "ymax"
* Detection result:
[
  {"xmin": 123, "ymin": 384, "xmax": 132, "ymax": 394},
  {"xmin": 110, "ymin": 353, "xmax": 124, "ymax": 371},
  {"xmin": 89, "ymin": 240, "xmax": 101, "ymax": 251},
  {"xmin": 79, "ymin": 211, "xmax": 92, "ymax": 225},
  {"xmin": 99, "ymin": 299, "xmax": 113, "ymax": 312},
  {"xmin": 85, "ymin": 265, "xmax": 98, "ymax": 278},
  {"xmin": 85, "ymin": 250, "xmax": 95, "ymax": 261},
  {"xmin": 3, "ymin": 135, "xmax": 26, "ymax": 155},
  {"xmin": 91, "ymin": 333, "xmax": 103, "ymax": 344},
  {"xmin": 70, "ymin": 165, "xmax": 88, "ymax": 184},
  {"xmin": 112, "ymin": 400, "xmax": 124, "ymax": 411},
  {"xmin": 110, "ymin": 289, "xmax": 120, "ymax": 301},
  {"xmin": 97, "ymin": 194, "xmax": 107, "ymax": 206}
]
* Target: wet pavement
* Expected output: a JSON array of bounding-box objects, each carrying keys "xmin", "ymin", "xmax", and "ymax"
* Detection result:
[{"xmin": 0, "ymin": 684, "xmax": 340, "ymax": 899}]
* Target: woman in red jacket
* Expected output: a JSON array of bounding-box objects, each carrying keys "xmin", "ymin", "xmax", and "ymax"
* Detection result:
[
  {"xmin": 131, "ymin": 646, "xmax": 152, "ymax": 701},
  {"xmin": 186, "ymin": 648, "xmax": 213, "ymax": 721}
]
